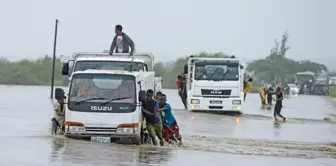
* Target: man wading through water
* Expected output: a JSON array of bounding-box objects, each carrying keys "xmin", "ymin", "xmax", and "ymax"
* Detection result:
[
  {"xmin": 142, "ymin": 89, "xmax": 164, "ymax": 146},
  {"xmin": 243, "ymin": 78, "xmax": 253, "ymax": 101},
  {"xmin": 52, "ymin": 88, "xmax": 66, "ymax": 134},
  {"xmin": 109, "ymin": 25, "xmax": 135, "ymax": 55},
  {"xmin": 274, "ymin": 87, "xmax": 286, "ymax": 122}
]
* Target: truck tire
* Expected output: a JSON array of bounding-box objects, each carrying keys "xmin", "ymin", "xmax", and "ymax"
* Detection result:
[{"xmin": 83, "ymin": 137, "xmax": 91, "ymax": 141}]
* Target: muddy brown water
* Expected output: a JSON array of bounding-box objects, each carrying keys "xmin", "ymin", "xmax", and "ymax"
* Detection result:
[{"xmin": 0, "ymin": 85, "xmax": 335, "ymax": 166}]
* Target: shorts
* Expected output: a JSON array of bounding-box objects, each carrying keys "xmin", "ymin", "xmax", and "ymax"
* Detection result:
[
  {"xmin": 147, "ymin": 122, "xmax": 163, "ymax": 138},
  {"xmin": 163, "ymin": 122, "xmax": 182, "ymax": 142}
]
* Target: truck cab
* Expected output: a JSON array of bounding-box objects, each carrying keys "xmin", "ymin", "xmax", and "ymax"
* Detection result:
[
  {"xmin": 185, "ymin": 57, "xmax": 245, "ymax": 113},
  {"xmin": 57, "ymin": 69, "xmax": 155, "ymax": 144},
  {"xmin": 61, "ymin": 52, "xmax": 162, "ymax": 94}
]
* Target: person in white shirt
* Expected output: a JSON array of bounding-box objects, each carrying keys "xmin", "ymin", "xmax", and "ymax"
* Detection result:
[{"xmin": 109, "ymin": 25, "xmax": 135, "ymax": 55}]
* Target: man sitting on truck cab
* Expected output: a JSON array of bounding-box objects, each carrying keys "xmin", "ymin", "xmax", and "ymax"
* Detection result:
[
  {"xmin": 142, "ymin": 89, "xmax": 164, "ymax": 146},
  {"xmin": 109, "ymin": 25, "xmax": 135, "ymax": 55}
]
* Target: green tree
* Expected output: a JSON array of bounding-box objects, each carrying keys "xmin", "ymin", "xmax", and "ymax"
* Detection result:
[{"xmin": 246, "ymin": 31, "xmax": 327, "ymax": 83}]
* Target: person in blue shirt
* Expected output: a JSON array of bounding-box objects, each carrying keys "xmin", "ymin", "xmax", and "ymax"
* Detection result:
[{"xmin": 158, "ymin": 94, "xmax": 182, "ymax": 145}]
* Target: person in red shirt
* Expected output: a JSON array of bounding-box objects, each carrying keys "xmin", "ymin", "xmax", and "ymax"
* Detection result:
[{"xmin": 176, "ymin": 75, "xmax": 182, "ymax": 95}]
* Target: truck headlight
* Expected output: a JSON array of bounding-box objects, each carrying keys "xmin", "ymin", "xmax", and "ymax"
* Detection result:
[
  {"xmin": 191, "ymin": 99, "xmax": 200, "ymax": 104},
  {"xmin": 116, "ymin": 123, "xmax": 138, "ymax": 134},
  {"xmin": 69, "ymin": 126, "xmax": 86, "ymax": 133},
  {"xmin": 116, "ymin": 127, "xmax": 133, "ymax": 134},
  {"xmin": 232, "ymin": 100, "xmax": 241, "ymax": 105}
]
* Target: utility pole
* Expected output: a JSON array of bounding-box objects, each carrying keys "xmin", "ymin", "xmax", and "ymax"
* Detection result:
[{"xmin": 50, "ymin": 19, "xmax": 59, "ymax": 99}]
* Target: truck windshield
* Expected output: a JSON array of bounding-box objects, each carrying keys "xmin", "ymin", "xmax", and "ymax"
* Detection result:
[
  {"xmin": 69, "ymin": 74, "xmax": 136, "ymax": 104},
  {"xmin": 296, "ymin": 75, "xmax": 314, "ymax": 83},
  {"xmin": 194, "ymin": 60, "xmax": 239, "ymax": 81},
  {"xmin": 74, "ymin": 61, "xmax": 144, "ymax": 72}
]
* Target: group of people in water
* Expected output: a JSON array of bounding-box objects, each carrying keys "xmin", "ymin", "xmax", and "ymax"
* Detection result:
[
  {"xmin": 243, "ymin": 77, "xmax": 286, "ymax": 122},
  {"xmin": 140, "ymin": 89, "xmax": 183, "ymax": 146}
]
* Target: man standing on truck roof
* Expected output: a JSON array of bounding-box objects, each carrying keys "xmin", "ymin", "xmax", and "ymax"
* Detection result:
[{"xmin": 109, "ymin": 25, "xmax": 135, "ymax": 55}]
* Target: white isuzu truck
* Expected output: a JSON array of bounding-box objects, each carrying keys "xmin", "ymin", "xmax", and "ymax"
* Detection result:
[
  {"xmin": 185, "ymin": 57, "xmax": 245, "ymax": 113},
  {"xmin": 61, "ymin": 52, "xmax": 162, "ymax": 94},
  {"xmin": 56, "ymin": 69, "xmax": 154, "ymax": 144}
]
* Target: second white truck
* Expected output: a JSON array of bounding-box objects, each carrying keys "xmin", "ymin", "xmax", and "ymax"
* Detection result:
[{"xmin": 185, "ymin": 57, "xmax": 245, "ymax": 113}]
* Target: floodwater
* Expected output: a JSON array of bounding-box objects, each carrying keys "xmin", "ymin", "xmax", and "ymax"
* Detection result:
[{"xmin": 0, "ymin": 85, "xmax": 335, "ymax": 166}]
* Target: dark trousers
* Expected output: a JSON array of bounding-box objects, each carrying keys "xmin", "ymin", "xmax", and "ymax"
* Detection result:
[
  {"xmin": 179, "ymin": 92, "xmax": 187, "ymax": 108},
  {"xmin": 274, "ymin": 104, "xmax": 285, "ymax": 119},
  {"xmin": 267, "ymin": 96, "xmax": 272, "ymax": 105}
]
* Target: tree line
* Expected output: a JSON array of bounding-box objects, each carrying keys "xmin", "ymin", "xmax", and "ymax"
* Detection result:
[
  {"xmin": 0, "ymin": 56, "xmax": 65, "ymax": 86},
  {"xmin": 0, "ymin": 52, "xmax": 231, "ymax": 88},
  {"xmin": 0, "ymin": 32, "xmax": 334, "ymax": 92}
]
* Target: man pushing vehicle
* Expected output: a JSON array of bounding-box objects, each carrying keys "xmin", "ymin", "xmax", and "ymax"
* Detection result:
[
  {"xmin": 158, "ymin": 94, "xmax": 183, "ymax": 146},
  {"xmin": 141, "ymin": 89, "xmax": 164, "ymax": 146}
]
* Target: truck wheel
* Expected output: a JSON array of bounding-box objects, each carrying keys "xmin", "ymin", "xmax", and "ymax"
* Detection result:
[
  {"xmin": 83, "ymin": 137, "xmax": 91, "ymax": 141},
  {"xmin": 135, "ymin": 137, "xmax": 142, "ymax": 145}
]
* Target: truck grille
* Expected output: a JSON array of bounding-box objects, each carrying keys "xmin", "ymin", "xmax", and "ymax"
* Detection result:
[
  {"xmin": 201, "ymin": 89, "xmax": 231, "ymax": 96},
  {"xmin": 85, "ymin": 127, "xmax": 117, "ymax": 133}
]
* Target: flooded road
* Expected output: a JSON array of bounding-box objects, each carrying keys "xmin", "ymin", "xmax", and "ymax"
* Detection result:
[{"xmin": 0, "ymin": 85, "xmax": 335, "ymax": 166}]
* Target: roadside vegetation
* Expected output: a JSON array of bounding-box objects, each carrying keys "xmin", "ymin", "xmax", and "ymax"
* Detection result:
[
  {"xmin": 246, "ymin": 31, "xmax": 328, "ymax": 84},
  {"xmin": 0, "ymin": 31, "xmax": 333, "ymax": 92},
  {"xmin": 329, "ymin": 87, "xmax": 336, "ymax": 98}
]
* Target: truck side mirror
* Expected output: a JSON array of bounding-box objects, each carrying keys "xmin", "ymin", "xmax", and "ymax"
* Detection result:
[
  {"xmin": 62, "ymin": 63, "xmax": 69, "ymax": 75},
  {"xmin": 55, "ymin": 88, "xmax": 65, "ymax": 100},
  {"xmin": 138, "ymin": 90, "xmax": 146, "ymax": 103},
  {"xmin": 240, "ymin": 65, "xmax": 244, "ymax": 70}
]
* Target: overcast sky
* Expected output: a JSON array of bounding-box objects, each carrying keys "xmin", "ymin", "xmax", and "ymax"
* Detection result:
[{"xmin": 0, "ymin": 0, "xmax": 335, "ymax": 69}]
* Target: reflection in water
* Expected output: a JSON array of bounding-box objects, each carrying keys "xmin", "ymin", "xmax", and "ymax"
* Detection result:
[
  {"xmin": 234, "ymin": 116, "xmax": 240, "ymax": 137},
  {"xmin": 235, "ymin": 116, "xmax": 240, "ymax": 124},
  {"xmin": 191, "ymin": 112, "xmax": 196, "ymax": 120},
  {"xmin": 138, "ymin": 146, "xmax": 171, "ymax": 165},
  {"xmin": 273, "ymin": 121, "xmax": 281, "ymax": 137},
  {"xmin": 49, "ymin": 137, "xmax": 172, "ymax": 166},
  {"xmin": 50, "ymin": 137, "xmax": 65, "ymax": 159}
]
